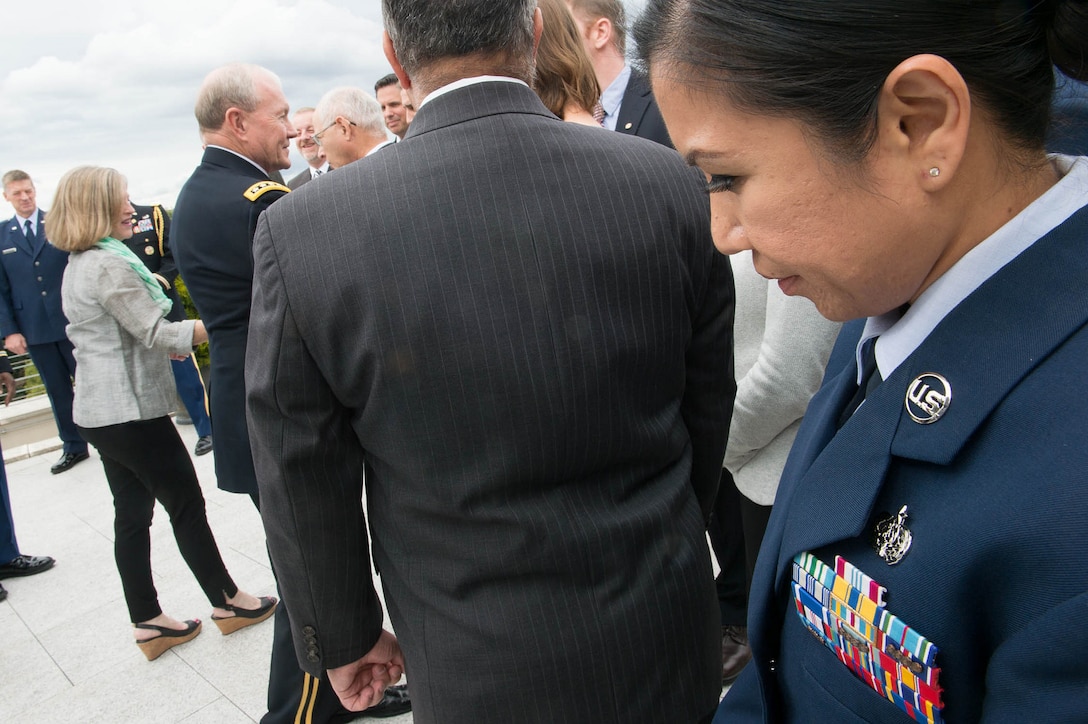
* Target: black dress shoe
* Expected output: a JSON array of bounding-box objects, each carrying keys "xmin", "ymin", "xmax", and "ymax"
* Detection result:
[
  {"xmin": 0, "ymin": 554, "xmax": 55, "ymax": 579},
  {"xmin": 51, "ymin": 451, "xmax": 90, "ymax": 474},
  {"xmin": 721, "ymin": 624, "xmax": 753, "ymax": 685},
  {"xmin": 357, "ymin": 684, "xmax": 411, "ymax": 719},
  {"xmin": 0, "ymin": 582, "xmax": 7, "ymax": 602},
  {"xmin": 194, "ymin": 435, "xmax": 213, "ymax": 456}
]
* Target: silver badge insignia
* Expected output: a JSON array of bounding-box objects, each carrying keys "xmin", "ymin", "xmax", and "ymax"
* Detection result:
[
  {"xmin": 872, "ymin": 505, "xmax": 912, "ymax": 565},
  {"xmin": 905, "ymin": 373, "xmax": 951, "ymax": 424}
]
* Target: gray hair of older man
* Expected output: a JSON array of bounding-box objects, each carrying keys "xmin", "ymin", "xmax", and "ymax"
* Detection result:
[
  {"xmin": 314, "ymin": 87, "xmax": 386, "ymax": 137},
  {"xmin": 194, "ymin": 63, "xmax": 282, "ymax": 133},
  {"xmin": 382, "ymin": 0, "xmax": 537, "ymax": 78}
]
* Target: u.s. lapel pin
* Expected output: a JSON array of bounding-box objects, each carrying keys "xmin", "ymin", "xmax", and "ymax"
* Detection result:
[
  {"xmin": 872, "ymin": 505, "xmax": 912, "ymax": 565},
  {"xmin": 905, "ymin": 373, "xmax": 951, "ymax": 424},
  {"xmin": 624, "ymin": 122, "xmax": 633, "ymax": 130}
]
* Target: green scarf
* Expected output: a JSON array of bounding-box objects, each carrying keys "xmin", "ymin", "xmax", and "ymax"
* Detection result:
[{"xmin": 95, "ymin": 237, "xmax": 174, "ymax": 316}]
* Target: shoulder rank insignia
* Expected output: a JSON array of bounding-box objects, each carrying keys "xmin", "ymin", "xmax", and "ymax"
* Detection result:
[{"xmin": 243, "ymin": 181, "xmax": 291, "ymax": 201}]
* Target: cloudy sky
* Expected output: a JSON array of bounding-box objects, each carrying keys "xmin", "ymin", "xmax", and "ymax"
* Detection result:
[{"xmin": 0, "ymin": 0, "xmax": 647, "ymax": 217}]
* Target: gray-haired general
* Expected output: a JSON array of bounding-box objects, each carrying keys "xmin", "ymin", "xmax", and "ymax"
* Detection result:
[
  {"xmin": 246, "ymin": 1, "xmax": 735, "ymax": 722},
  {"xmin": 172, "ymin": 63, "xmax": 409, "ymax": 723}
]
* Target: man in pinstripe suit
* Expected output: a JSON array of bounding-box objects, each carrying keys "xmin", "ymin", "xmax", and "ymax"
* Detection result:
[{"xmin": 246, "ymin": 1, "xmax": 735, "ymax": 722}]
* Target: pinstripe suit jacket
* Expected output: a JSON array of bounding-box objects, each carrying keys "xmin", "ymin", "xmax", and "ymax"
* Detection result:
[{"xmin": 246, "ymin": 80, "xmax": 735, "ymax": 724}]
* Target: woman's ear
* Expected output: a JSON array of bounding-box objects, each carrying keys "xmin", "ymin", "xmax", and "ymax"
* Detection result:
[{"xmin": 876, "ymin": 54, "xmax": 971, "ymax": 188}]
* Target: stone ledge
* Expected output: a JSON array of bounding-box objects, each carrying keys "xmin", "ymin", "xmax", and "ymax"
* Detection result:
[{"xmin": 0, "ymin": 395, "xmax": 62, "ymax": 460}]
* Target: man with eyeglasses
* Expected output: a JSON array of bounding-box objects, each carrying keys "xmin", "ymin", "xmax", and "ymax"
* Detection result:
[
  {"xmin": 287, "ymin": 107, "xmax": 331, "ymax": 189},
  {"xmin": 312, "ymin": 88, "xmax": 393, "ymax": 170}
]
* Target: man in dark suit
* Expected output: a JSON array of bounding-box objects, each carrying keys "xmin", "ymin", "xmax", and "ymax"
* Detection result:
[
  {"xmin": 0, "ymin": 170, "xmax": 89, "ymax": 474},
  {"xmin": 124, "ymin": 204, "xmax": 212, "ymax": 456},
  {"xmin": 246, "ymin": 2, "xmax": 735, "ymax": 722},
  {"xmin": 567, "ymin": 0, "xmax": 672, "ymax": 147},
  {"xmin": 0, "ymin": 349, "xmax": 55, "ymax": 602},
  {"xmin": 172, "ymin": 62, "xmax": 410, "ymax": 724},
  {"xmin": 287, "ymin": 107, "xmax": 330, "ymax": 189}
]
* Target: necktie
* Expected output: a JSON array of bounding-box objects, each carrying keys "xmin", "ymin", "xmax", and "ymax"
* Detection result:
[
  {"xmin": 591, "ymin": 102, "xmax": 606, "ymax": 126},
  {"xmin": 313, "ymin": 168, "xmax": 322, "ymax": 177},
  {"xmin": 24, "ymin": 219, "xmax": 36, "ymax": 246},
  {"xmin": 837, "ymin": 337, "xmax": 882, "ymax": 428}
]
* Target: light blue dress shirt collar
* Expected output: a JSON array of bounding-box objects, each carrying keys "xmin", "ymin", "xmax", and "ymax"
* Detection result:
[
  {"xmin": 15, "ymin": 211, "xmax": 38, "ymax": 237},
  {"xmin": 599, "ymin": 64, "xmax": 631, "ymax": 131},
  {"xmin": 860, "ymin": 154, "xmax": 1088, "ymax": 382}
]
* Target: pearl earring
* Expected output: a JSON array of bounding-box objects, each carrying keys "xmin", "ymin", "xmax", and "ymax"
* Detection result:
[{"xmin": 928, "ymin": 167, "xmax": 941, "ymax": 178}]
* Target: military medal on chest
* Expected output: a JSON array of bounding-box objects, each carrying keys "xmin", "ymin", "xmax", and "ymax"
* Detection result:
[{"xmin": 872, "ymin": 505, "xmax": 913, "ymax": 565}]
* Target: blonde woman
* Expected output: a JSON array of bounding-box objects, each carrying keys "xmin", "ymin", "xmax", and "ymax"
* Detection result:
[{"xmin": 50, "ymin": 166, "xmax": 276, "ymax": 660}]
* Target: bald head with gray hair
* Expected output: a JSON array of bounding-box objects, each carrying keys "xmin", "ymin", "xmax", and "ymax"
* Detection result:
[
  {"xmin": 312, "ymin": 87, "xmax": 390, "ymax": 167},
  {"xmin": 195, "ymin": 63, "xmax": 284, "ymax": 133},
  {"xmin": 314, "ymin": 88, "xmax": 385, "ymax": 138}
]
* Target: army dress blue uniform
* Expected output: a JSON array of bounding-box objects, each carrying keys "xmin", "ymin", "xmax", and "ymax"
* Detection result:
[
  {"xmin": 124, "ymin": 204, "xmax": 213, "ymax": 452},
  {"xmin": 171, "ymin": 146, "xmax": 357, "ymax": 724}
]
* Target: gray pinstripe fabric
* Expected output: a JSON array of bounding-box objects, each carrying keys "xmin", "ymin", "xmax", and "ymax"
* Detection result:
[{"xmin": 247, "ymin": 81, "xmax": 735, "ymax": 724}]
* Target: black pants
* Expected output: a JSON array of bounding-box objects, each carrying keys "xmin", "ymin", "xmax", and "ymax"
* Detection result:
[
  {"xmin": 709, "ymin": 469, "xmax": 773, "ymax": 627},
  {"xmin": 78, "ymin": 417, "xmax": 237, "ymax": 623}
]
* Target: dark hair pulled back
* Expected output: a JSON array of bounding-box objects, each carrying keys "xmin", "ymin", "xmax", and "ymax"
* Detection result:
[{"xmin": 634, "ymin": 0, "xmax": 1088, "ymax": 161}]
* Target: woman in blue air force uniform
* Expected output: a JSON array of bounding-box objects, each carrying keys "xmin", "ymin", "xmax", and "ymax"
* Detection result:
[{"xmin": 635, "ymin": 0, "xmax": 1088, "ymax": 721}]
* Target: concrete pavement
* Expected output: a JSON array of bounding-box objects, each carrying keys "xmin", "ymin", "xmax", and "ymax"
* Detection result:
[{"xmin": 0, "ymin": 421, "xmax": 411, "ymax": 724}]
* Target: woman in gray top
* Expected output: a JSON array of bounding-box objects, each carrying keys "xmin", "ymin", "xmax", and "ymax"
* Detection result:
[{"xmin": 50, "ymin": 166, "xmax": 276, "ymax": 660}]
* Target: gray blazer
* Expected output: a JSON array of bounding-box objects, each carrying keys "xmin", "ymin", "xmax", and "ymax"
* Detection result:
[
  {"xmin": 247, "ymin": 81, "xmax": 735, "ymax": 724},
  {"xmin": 62, "ymin": 248, "xmax": 195, "ymax": 428}
]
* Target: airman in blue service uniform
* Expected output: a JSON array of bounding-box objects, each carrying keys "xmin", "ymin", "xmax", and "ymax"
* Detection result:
[
  {"xmin": 172, "ymin": 63, "xmax": 408, "ymax": 723},
  {"xmin": 0, "ymin": 169, "xmax": 89, "ymax": 474},
  {"xmin": 124, "ymin": 204, "xmax": 213, "ymax": 457}
]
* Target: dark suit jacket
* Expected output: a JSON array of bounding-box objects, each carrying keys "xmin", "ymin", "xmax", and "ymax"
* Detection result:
[
  {"xmin": 287, "ymin": 167, "xmax": 313, "ymax": 190},
  {"xmin": 247, "ymin": 80, "xmax": 735, "ymax": 724},
  {"xmin": 615, "ymin": 69, "xmax": 673, "ymax": 148},
  {"xmin": 0, "ymin": 209, "xmax": 70, "ymax": 345},
  {"xmin": 172, "ymin": 147, "xmax": 289, "ymax": 495},
  {"xmin": 719, "ymin": 205, "xmax": 1088, "ymax": 722}
]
